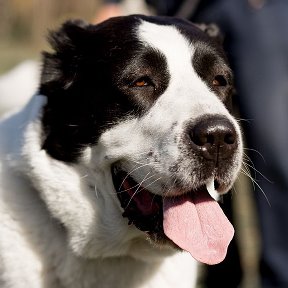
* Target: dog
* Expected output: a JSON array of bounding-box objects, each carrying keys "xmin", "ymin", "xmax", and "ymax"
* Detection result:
[{"xmin": 0, "ymin": 15, "xmax": 243, "ymax": 288}]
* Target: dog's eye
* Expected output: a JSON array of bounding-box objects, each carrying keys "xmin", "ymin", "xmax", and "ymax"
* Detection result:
[
  {"xmin": 131, "ymin": 77, "xmax": 153, "ymax": 88},
  {"xmin": 212, "ymin": 75, "xmax": 227, "ymax": 87},
  {"xmin": 135, "ymin": 80, "xmax": 147, "ymax": 87}
]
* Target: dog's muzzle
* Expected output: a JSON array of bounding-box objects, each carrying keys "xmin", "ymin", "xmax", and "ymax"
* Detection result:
[{"xmin": 111, "ymin": 114, "xmax": 241, "ymax": 266}]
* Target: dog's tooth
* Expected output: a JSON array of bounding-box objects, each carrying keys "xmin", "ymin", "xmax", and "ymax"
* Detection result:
[{"xmin": 206, "ymin": 177, "xmax": 219, "ymax": 201}]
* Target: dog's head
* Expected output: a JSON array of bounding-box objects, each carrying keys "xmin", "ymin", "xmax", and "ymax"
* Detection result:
[{"xmin": 38, "ymin": 15, "xmax": 243, "ymax": 265}]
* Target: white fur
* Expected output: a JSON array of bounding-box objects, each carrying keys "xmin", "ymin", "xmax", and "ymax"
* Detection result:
[{"xmin": 0, "ymin": 19, "xmax": 243, "ymax": 288}]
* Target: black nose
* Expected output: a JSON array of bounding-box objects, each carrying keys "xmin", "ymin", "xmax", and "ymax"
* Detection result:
[{"xmin": 189, "ymin": 115, "xmax": 237, "ymax": 161}]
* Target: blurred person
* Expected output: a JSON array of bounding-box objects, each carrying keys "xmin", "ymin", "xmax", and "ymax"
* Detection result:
[
  {"xmin": 93, "ymin": 2, "xmax": 123, "ymax": 23},
  {"xmin": 93, "ymin": 0, "xmax": 152, "ymax": 23}
]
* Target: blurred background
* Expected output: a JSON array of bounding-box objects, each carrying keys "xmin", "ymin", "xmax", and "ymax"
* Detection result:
[
  {"xmin": 1, "ymin": 1, "xmax": 278, "ymax": 287},
  {"xmin": 0, "ymin": 0, "xmax": 101, "ymax": 73}
]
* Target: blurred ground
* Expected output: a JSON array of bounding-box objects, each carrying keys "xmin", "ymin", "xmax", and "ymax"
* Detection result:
[{"xmin": 0, "ymin": 1, "xmax": 261, "ymax": 287}]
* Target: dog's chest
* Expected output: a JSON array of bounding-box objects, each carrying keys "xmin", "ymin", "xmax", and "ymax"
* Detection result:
[{"xmin": 58, "ymin": 252, "xmax": 197, "ymax": 288}]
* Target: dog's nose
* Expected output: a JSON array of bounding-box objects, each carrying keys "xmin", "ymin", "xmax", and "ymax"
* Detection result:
[{"xmin": 189, "ymin": 115, "xmax": 237, "ymax": 161}]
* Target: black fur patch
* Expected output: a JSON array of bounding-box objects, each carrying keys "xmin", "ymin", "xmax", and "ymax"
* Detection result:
[{"xmin": 192, "ymin": 42, "xmax": 234, "ymax": 105}]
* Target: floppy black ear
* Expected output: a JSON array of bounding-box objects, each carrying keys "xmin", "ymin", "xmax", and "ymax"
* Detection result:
[
  {"xmin": 40, "ymin": 19, "xmax": 91, "ymax": 95},
  {"xmin": 195, "ymin": 23, "xmax": 224, "ymax": 44}
]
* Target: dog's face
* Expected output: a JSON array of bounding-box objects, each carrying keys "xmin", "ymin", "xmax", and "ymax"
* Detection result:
[{"xmin": 39, "ymin": 15, "xmax": 243, "ymax": 265}]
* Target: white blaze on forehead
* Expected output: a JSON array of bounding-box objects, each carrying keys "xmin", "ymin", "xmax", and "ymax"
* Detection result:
[{"xmin": 137, "ymin": 20, "xmax": 194, "ymax": 73}]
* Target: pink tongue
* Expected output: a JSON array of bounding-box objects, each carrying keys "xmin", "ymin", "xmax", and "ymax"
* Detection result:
[{"xmin": 163, "ymin": 191, "xmax": 234, "ymax": 265}]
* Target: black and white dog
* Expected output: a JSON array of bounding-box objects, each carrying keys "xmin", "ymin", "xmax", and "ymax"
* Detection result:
[{"xmin": 0, "ymin": 15, "xmax": 243, "ymax": 288}]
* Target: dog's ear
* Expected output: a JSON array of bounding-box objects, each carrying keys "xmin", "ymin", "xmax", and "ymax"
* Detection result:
[
  {"xmin": 195, "ymin": 23, "xmax": 224, "ymax": 45},
  {"xmin": 40, "ymin": 19, "xmax": 91, "ymax": 94}
]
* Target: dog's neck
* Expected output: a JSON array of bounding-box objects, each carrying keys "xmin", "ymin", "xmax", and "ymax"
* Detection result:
[{"xmin": 57, "ymin": 250, "xmax": 196, "ymax": 288}]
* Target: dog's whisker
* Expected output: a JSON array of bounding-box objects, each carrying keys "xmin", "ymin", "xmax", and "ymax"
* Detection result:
[
  {"xmin": 80, "ymin": 174, "xmax": 89, "ymax": 179},
  {"xmin": 129, "ymin": 160, "xmax": 151, "ymax": 166},
  {"xmin": 124, "ymin": 172, "xmax": 152, "ymax": 210},
  {"xmin": 94, "ymin": 185, "xmax": 99, "ymax": 198},
  {"xmin": 243, "ymin": 147, "xmax": 267, "ymax": 163},
  {"xmin": 117, "ymin": 173, "xmax": 159, "ymax": 194},
  {"xmin": 137, "ymin": 176, "xmax": 163, "ymax": 209},
  {"xmin": 242, "ymin": 152, "xmax": 256, "ymax": 178},
  {"xmin": 137, "ymin": 176, "xmax": 162, "ymax": 194},
  {"xmin": 129, "ymin": 158, "xmax": 158, "ymax": 167},
  {"xmin": 241, "ymin": 164, "xmax": 272, "ymax": 207},
  {"xmin": 240, "ymin": 167, "xmax": 271, "ymax": 206},
  {"xmin": 231, "ymin": 183, "xmax": 238, "ymax": 195},
  {"xmin": 242, "ymin": 155, "xmax": 254, "ymax": 171},
  {"xmin": 242, "ymin": 162, "xmax": 252, "ymax": 176},
  {"xmin": 241, "ymin": 163, "xmax": 256, "ymax": 191},
  {"xmin": 235, "ymin": 117, "xmax": 254, "ymax": 124},
  {"xmin": 240, "ymin": 166, "xmax": 256, "ymax": 192},
  {"xmin": 161, "ymin": 177, "xmax": 178, "ymax": 200},
  {"xmin": 242, "ymin": 155, "xmax": 255, "ymax": 170},
  {"xmin": 118, "ymin": 163, "xmax": 152, "ymax": 191},
  {"xmin": 243, "ymin": 160, "xmax": 273, "ymax": 183},
  {"xmin": 117, "ymin": 183, "xmax": 143, "ymax": 194}
]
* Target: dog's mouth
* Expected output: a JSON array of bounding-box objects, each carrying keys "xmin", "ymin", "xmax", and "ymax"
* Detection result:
[{"xmin": 112, "ymin": 165, "xmax": 234, "ymax": 265}]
